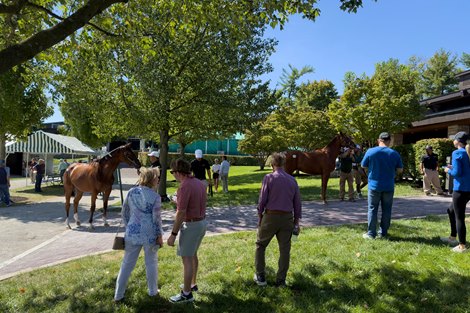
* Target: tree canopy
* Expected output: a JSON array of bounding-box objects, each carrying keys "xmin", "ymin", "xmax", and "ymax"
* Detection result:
[
  {"xmin": 328, "ymin": 59, "xmax": 423, "ymax": 146},
  {"xmin": 0, "ymin": 0, "xmax": 372, "ymax": 74}
]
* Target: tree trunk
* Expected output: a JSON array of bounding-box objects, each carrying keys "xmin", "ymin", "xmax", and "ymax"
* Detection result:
[
  {"xmin": 158, "ymin": 129, "xmax": 170, "ymax": 198},
  {"xmin": 179, "ymin": 143, "xmax": 186, "ymax": 157},
  {"xmin": 0, "ymin": 135, "xmax": 6, "ymax": 160}
]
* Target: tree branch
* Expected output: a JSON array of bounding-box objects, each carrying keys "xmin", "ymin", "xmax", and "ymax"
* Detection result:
[
  {"xmin": 26, "ymin": 2, "xmax": 119, "ymax": 37},
  {"xmin": 0, "ymin": 0, "xmax": 128, "ymax": 74},
  {"xmin": 0, "ymin": 0, "xmax": 28, "ymax": 14}
]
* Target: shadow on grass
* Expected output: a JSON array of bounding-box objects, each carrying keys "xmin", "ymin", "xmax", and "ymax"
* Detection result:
[{"xmin": 288, "ymin": 261, "xmax": 470, "ymax": 313}]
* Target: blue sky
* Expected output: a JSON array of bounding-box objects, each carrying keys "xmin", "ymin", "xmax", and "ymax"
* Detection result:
[{"xmin": 45, "ymin": 0, "xmax": 470, "ymax": 122}]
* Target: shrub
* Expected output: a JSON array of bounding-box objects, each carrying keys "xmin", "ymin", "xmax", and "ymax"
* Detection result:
[
  {"xmin": 393, "ymin": 138, "xmax": 454, "ymax": 182},
  {"xmin": 138, "ymin": 152, "xmax": 259, "ymax": 167}
]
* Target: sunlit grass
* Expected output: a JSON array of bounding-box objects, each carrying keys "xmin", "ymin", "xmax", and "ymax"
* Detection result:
[
  {"xmin": 1, "ymin": 216, "xmax": 469, "ymax": 313},
  {"xmin": 9, "ymin": 166, "xmax": 422, "ymax": 208}
]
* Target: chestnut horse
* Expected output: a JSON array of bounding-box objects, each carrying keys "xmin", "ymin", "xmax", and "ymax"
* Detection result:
[
  {"xmin": 285, "ymin": 133, "xmax": 355, "ymax": 204},
  {"xmin": 63, "ymin": 143, "xmax": 141, "ymax": 229}
]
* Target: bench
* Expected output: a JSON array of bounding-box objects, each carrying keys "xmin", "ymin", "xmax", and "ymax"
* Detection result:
[{"xmin": 43, "ymin": 174, "xmax": 62, "ymax": 186}]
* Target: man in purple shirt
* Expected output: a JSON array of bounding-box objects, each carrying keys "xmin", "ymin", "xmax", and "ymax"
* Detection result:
[{"xmin": 254, "ymin": 152, "xmax": 302, "ymax": 287}]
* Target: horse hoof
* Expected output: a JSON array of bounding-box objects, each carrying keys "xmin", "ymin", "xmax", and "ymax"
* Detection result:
[
  {"xmin": 66, "ymin": 224, "xmax": 71, "ymax": 230},
  {"xmin": 76, "ymin": 221, "xmax": 81, "ymax": 227},
  {"xmin": 104, "ymin": 222, "xmax": 110, "ymax": 227},
  {"xmin": 89, "ymin": 225, "xmax": 95, "ymax": 231}
]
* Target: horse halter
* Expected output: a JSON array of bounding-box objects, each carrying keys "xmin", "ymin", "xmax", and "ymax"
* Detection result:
[{"xmin": 124, "ymin": 150, "xmax": 141, "ymax": 169}]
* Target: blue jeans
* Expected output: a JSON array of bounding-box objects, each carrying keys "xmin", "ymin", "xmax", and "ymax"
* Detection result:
[
  {"xmin": 35, "ymin": 173, "xmax": 43, "ymax": 192},
  {"xmin": 367, "ymin": 189, "xmax": 394, "ymax": 237},
  {"xmin": 0, "ymin": 184, "xmax": 10, "ymax": 205}
]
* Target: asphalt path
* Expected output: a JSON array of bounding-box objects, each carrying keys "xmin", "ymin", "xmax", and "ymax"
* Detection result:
[{"xmin": 0, "ymin": 169, "xmax": 453, "ymax": 281}]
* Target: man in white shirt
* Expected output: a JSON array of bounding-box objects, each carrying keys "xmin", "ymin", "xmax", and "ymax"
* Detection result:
[{"xmin": 219, "ymin": 156, "xmax": 230, "ymax": 193}]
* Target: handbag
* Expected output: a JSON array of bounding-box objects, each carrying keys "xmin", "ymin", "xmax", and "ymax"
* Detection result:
[{"xmin": 113, "ymin": 221, "xmax": 125, "ymax": 250}]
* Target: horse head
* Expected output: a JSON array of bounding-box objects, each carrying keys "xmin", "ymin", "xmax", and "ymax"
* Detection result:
[
  {"xmin": 338, "ymin": 132, "xmax": 356, "ymax": 149},
  {"xmin": 120, "ymin": 143, "xmax": 142, "ymax": 169}
]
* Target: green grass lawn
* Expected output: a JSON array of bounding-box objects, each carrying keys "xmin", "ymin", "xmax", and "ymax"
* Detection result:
[
  {"xmin": 8, "ymin": 166, "xmax": 423, "ymax": 208},
  {"xmin": 165, "ymin": 166, "xmax": 423, "ymax": 208},
  {"xmin": 1, "ymin": 216, "xmax": 469, "ymax": 313}
]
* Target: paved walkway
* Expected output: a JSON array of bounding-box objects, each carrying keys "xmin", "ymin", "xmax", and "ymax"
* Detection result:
[{"xmin": 0, "ymin": 170, "xmax": 453, "ymax": 281}]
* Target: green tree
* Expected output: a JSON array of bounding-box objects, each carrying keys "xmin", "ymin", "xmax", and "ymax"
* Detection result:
[
  {"xmin": 0, "ymin": 0, "xmax": 373, "ymax": 74},
  {"xmin": 296, "ymin": 79, "xmax": 338, "ymax": 110},
  {"xmin": 421, "ymin": 49, "xmax": 459, "ymax": 97},
  {"xmin": 0, "ymin": 64, "xmax": 52, "ymax": 159},
  {"xmin": 279, "ymin": 64, "xmax": 315, "ymax": 104},
  {"xmin": 461, "ymin": 52, "xmax": 470, "ymax": 69},
  {"xmin": 238, "ymin": 114, "xmax": 289, "ymax": 169},
  {"xmin": 52, "ymin": 0, "xmax": 376, "ymax": 196},
  {"xmin": 284, "ymin": 105, "xmax": 335, "ymax": 150},
  {"xmin": 0, "ymin": 0, "xmax": 128, "ymax": 74},
  {"xmin": 328, "ymin": 59, "xmax": 423, "ymax": 146}
]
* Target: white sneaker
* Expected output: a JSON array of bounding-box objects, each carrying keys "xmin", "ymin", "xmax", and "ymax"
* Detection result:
[
  {"xmin": 451, "ymin": 245, "xmax": 468, "ymax": 253},
  {"xmin": 253, "ymin": 273, "xmax": 267, "ymax": 286},
  {"xmin": 362, "ymin": 233, "xmax": 375, "ymax": 240}
]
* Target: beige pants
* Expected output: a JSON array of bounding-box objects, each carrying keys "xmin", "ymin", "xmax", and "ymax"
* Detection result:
[
  {"xmin": 423, "ymin": 168, "xmax": 443, "ymax": 194},
  {"xmin": 339, "ymin": 171, "xmax": 354, "ymax": 200}
]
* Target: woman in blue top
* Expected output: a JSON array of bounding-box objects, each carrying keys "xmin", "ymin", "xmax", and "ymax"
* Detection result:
[
  {"xmin": 114, "ymin": 167, "xmax": 163, "ymax": 302},
  {"xmin": 443, "ymin": 131, "xmax": 470, "ymax": 253}
]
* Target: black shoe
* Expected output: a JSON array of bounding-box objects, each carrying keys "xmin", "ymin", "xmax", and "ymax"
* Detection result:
[
  {"xmin": 275, "ymin": 280, "xmax": 287, "ymax": 288},
  {"xmin": 253, "ymin": 273, "xmax": 267, "ymax": 286}
]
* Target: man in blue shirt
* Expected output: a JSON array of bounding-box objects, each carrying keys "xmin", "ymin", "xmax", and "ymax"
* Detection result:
[{"xmin": 361, "ymin": 132, "xmax": 403, "ymax": 239}]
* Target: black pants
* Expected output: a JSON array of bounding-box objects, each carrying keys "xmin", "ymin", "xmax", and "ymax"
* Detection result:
[
  {"xmin": 35, "ymin": 173, "xmax": 43, "ymax": 192},
  {"xmin": 447, "ymin": 191, "xmax": 470, "ymax": 244}
]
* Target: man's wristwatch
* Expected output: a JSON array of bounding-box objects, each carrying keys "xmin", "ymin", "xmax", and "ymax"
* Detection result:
[{"xmin": 171, "ymin": 231, "xmax": 178, "ymax": 236}]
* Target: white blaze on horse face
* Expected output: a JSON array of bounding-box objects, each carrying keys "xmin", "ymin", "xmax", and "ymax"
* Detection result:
[{"xmin": 293, "ymin": 154, "xmax": 297, "ymax": 159}]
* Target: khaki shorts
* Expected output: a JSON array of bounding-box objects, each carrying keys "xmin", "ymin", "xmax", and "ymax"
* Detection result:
[{"xmin": 177, "ymin": 219, "xmax": 207, "ymax": 257}]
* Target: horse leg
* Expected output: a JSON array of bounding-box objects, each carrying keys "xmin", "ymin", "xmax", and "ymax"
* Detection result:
[
  {"xmin": 321, "ymin": 174, "xmax": 329, "ymax": 205},
  {"xmin": 73, "ymin": 189, "xmax": 81, "ymax": 227},
  {"xmin": 64, "ymin": 189, "xmax": 73, "ymax": 229},
  {"xmin": 102, "ymin": 188, "xmax": 112, "ymax": 227},
  {"xmin": 73, "ymin": 190, "xmax": 84, "ymax": 227},
  {"xmin": 89, "ymin": 192, "xmax": 98, "ymax": 230}
]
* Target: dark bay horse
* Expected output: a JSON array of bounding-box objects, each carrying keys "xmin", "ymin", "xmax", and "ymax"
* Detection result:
[
  {"xmin": 285, "ymin": 133, "xmax": 355, "ymax": 204},
  {"xmin": 63, "ymin": 143, "xmax": 141, "ymax": 229}
]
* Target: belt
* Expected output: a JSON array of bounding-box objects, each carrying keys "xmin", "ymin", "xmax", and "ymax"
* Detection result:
[
  {"xmin": 425, "ymin": 168, "xmax": 436, "ymax": 171},
  {"xmin": 265, "ymin": 210, "xmax": 292, "ymax": 215},
  {"xmin": 185, "ymin": 217, "xmax": 205, "ymax": 222}
]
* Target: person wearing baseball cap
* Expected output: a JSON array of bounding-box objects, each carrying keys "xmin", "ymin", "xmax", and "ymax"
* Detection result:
[
  {"xmin": 190, "ymin": 149, "xmax": 212, "ymax": 193},
  {"xmin": 442, "ymin": 131, "xmax": 470, "ymax": 253},
  {"xmin": 148, "ymin": 150, "xmax": 161, "ymax": 168},
  {"xmin": 420, "ymin": 145, "xmax": 444, "ymax": 196},
  {"xmin": 361, "ymin": 132, "xmax": 403, "ymax": 239}
]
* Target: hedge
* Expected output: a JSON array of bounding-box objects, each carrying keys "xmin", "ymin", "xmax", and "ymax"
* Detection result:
[
  {"xmin": 393, "ymin": 138, "xmax": 454, "ymax": 182},
  {"xmin": 138, "ymin": 152, "xmax": 259, "ymax": 167}
]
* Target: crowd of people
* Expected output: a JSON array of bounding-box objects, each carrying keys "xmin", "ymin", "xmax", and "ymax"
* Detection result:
[{"xmin": 2, "ymin": 131, "xmax": 468, "ymax": 305}]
